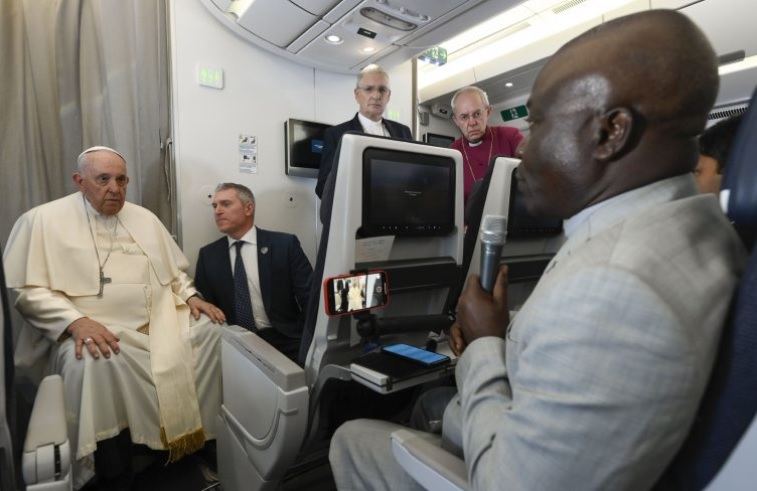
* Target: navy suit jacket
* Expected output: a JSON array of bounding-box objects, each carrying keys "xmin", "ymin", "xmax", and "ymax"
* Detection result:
[
  {"xmin": 315, "ymin": 113, "xmax": 413, "ymax": 198},
  {"xmin": 194, "ymin": 228, "xmax": 313, "ymax": 340}
]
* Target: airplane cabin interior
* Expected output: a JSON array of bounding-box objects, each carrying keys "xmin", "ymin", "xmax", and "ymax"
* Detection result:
[{"xmin": 2, "ymin": 0, "xmax": 756, "ymax": 490}]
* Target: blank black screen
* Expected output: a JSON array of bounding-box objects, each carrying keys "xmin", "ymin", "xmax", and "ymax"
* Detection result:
[
  {"xmin": 362, "ymin": 148, "xmax": 455, "ymax": 237},
  {"xmin": 287, "ymin": 119, "xmax": 330, "ymax": 170},
  {"xmin": 507, "ymin": 168, "xmax": 563, "ymax": 237},
  {"xmin": 424, "ymin": 133, "xmax": 455, "ymax": 148}
]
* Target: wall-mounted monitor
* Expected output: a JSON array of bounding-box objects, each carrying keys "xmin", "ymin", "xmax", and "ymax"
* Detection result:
[
  {"xmin": 361, "ymin": 147, "xmax": 456, "ymax": 238},
  {"xmin": 284, "ymin": 118, "xmax": 331, "ymax": 178},
  {"xmin": 423, "ymin": 132, "xmax": 456, "ymax": 148}
]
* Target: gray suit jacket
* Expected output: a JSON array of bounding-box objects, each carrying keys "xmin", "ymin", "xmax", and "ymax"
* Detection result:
[{"xmin": 453, "ymin": 175, "xmax": 745, "ymax": 490}]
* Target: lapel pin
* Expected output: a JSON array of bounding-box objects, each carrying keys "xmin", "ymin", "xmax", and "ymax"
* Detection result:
[{"xmin": 260, "ymin": 246, "xmax": 269, "ymax": 255}]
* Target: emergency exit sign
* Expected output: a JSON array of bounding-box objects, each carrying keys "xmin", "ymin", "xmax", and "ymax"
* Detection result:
[{"xmin": 501, "ymin": 105, "xmax": 528, "ymax": 122}]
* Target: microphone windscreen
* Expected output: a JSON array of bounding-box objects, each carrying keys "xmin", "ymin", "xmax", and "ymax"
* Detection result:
[{"xmin": 480, "ymin": 214, "xmax": 508, "ymax": 246}]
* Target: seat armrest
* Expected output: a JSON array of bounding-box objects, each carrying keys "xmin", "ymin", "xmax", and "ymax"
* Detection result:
[
  {"xmin": 390, "ymin": 429, "xmax": 469, "ymax": 491},
  {"xmin": 23, "ymin": 375, "xmax": 71, "ymax": 486},
  {"xmin": 24, "ymin": 375, "xmax": 67, "ymax": 451}
]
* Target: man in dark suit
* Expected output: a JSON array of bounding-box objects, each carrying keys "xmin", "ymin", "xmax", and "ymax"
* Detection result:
[
  {"xmin": 314, "ymin": 64, "xmax": 413, "ymax": 199},
  {"xmin": 195, "ymin": 183, "xmax": 313, "ymax": 362}
]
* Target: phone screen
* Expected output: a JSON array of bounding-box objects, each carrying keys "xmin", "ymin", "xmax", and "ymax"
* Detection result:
[
  {"xmin": 382, "ymin": 343, "xmax": 449, "ymax": 366},
  {"xmin": 324, "ymin": 271, "xmax": 388, "ymax": 316}
]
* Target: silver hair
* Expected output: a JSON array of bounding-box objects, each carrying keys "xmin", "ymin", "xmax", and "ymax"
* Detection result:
[
  {"xmin": 76, "ymin": 146, "xmax": 126, "ymax": 172},
  {"xmin": 215, "ymin": 182, "xmax": 255, "ymax": 205},
  {"xmin": 357, "ymin": 64, "xmax": 390, "ymax": 88},
  {"xmin": 451, "ymin": 86, "xmax": 491, "ymax": 114}
]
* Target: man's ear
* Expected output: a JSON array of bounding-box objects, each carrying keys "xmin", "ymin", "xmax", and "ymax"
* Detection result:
[
  {"xmin": 72, "ymin": 172, "xmax": 84, "ymax": 189},
  {"xmin": 594, "ymin": 107, "xmax": 634, "ymax": 162}
]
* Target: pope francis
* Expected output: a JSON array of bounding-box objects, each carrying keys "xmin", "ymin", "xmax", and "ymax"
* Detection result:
[{"xmin": 3, "ymin": 146, "xmax": 226, "ymax": 489}]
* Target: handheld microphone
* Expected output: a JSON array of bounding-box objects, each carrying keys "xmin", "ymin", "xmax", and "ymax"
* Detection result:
[{"xmin": 479, "ymin": 214, "xmax": 508, "ymax": 293}]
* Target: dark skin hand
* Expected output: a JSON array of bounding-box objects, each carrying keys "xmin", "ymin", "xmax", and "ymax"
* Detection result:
[
  {"xmin": 456, "ymin": 266, "xmax": 510, "ymax": 351},
  {"xmin": 449, "ymin": 322, "xmax": 466, "ymax": 357}
]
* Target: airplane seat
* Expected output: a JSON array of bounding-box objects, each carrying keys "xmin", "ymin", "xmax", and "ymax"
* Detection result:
[
  {"xmin": 653, "ymin": 86, "xmax": 757, "ymax": 491},
  {"xmin": 22, "ymin": 374, "xmax": 72, "ymax": 491},
  {"xmin": 303, "ymin": 132, "xmax": 462, "ymax": 380},
  {"xmin": 217, "ymin": 325, "xmax": 308, "ymax": 491},
  {"xmin": 441, "ymin": 155, "xmax": 497, "ymax": 315},
  {"xmin": 1, "ymin": 241, "xmax": 72, "ymax": 491},
  {"xmin": 1, "ymin": 242, "xmax": 18, "ymax": 491},
  {"xmin": 391, "ymin": 157, "xmax": 563, "ymax": 491},
  {"xmin": 217, "ymin": 133, "xmax": 464, "ymax": 491},
  {"xmin": 446, "ymin": 157, "xmax": 564, "ymax": 314},
  {"xmin": 391, "ymin": 89, "xmax": 757, "ymax": 491}
]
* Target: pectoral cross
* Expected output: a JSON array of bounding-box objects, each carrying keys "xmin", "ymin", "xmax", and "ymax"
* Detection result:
[{"xmin": 98, "ymin": 269, "xmax": 112, "ymax": 298}]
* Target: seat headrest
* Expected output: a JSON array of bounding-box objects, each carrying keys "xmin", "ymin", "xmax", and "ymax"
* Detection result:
[{"xmin": 721, "ymin": 86, "xmax": 757, "ymax": 228}]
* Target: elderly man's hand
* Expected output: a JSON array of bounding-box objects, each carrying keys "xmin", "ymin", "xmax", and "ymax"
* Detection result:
[
  {"xmin": 457, "ymin": 266, "xmax": 510, "ymax": 346},
  {"xmin": 67, "ymin": 318, "xmax": 120, "ymax": 360},
  {"xmin": 187, "ymin": 295, "xmax": 226, "ymax": 324}
]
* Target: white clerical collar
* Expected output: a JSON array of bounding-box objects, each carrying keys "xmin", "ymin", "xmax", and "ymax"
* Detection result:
[
  {"xmin": 81, "ymin": 192, "xmax": 118, "ymax": 227},
  {"xmin": 467, "ymin": 128, "xmax": 488, "ymax": 148},
  {"xmin": 227, "ymin": 225, "xmax": 257, "ymax": 249},
  {"xmin": 358, "ymin": 112, "xmax": 384, "ymax": 132}
]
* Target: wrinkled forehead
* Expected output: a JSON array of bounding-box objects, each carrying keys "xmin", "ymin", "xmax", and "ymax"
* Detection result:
[
  {"xmin": 359, "ymin": 72, "xmax": 389, "ymax": 86},
  {"xmin": 83, "ymin": 150, "xmax": 128, "ymax": 174},
  {"xmin": 456, "ymin": 91, "xmax": 485, "ymax": 108}
]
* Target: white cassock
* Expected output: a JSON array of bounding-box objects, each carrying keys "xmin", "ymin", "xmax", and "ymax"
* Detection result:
[
  {"xmin": 3, "ymin": 192, "xmax": 221, "ymax": 490},
  {"xmin": 348, "ymin": 286, "xmax": 363, "ymax": 311}
]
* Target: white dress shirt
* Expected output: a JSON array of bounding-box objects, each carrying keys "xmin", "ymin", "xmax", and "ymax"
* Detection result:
[
  {"xmin": 227, "ymin": 226, "xmax": 272, "ymax": 329},
  {"xmin": 358, "ymin": 112, "xmax": 389, "ymax": 137}
]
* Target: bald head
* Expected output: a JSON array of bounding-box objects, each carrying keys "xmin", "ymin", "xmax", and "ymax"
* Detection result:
[
  {"xmin": 517, "ymin": 10, "xmax": 719, "ymax": 219},
  {"xmin": 554, "ymin": 9, "xmax": 718, "ymax": 135}
]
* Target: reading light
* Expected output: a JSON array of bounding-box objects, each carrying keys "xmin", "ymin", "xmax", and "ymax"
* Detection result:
[
  {"xmin": 362, "ymin": 46, "xmax": 376, "ymax": 53},
  {"xmin": 360, "ymin": 7, "xmax": 417, "ymax": 31},
  {"xmin": 325, "ymin": 34, "xmax": 343, "ymax": 44},
  {"xmin": 505, "ymin": 82, "xmax": 514, "ymax": 87}
]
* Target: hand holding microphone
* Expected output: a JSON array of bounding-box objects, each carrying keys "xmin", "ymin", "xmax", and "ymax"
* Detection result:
[
  {"xmin": 455, "ymin": 215, "xmax": 512, "ymax": 346},
  {"xmin": 479, "ymin": 214, "xmax": 508, "ymax": 293}
]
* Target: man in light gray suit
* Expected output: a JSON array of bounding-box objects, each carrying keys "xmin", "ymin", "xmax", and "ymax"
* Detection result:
[{"xmin": 330, "ymin": 10, "xmax": 746, "ymax": 491}]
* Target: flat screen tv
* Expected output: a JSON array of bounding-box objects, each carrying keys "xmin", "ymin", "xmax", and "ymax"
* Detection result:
[
  {"xmin": 423, "ymin": 132, "xmax": 456, "ymax": 148},
  {"xmin": 507, "ymin": 167, "xmax": 563, "ymax": 237},
  {"xmin": 361, "ymin": 147, "xmax": 456, "ymax": 237},
  {"xmin": 284, "ymin": 118, "xmax": 331, "ymax": 178}
]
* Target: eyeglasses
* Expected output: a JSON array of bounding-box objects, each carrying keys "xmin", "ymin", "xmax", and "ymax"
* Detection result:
[
  {"xmin": 357, "ymin": 85, "xmax": 391, "ymax": 96},
  {"xmin": 455, "ymin": 108, "xmax": 488, "ymax": 123}
]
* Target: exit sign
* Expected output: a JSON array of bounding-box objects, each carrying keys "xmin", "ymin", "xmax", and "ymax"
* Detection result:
[
  {"xmin": 197, "ymin": 65, "xmax": 224, "ymax": 89},
  {"xmin": 501, "ymin": 105, "xmax": 528, "ymax": 122}
]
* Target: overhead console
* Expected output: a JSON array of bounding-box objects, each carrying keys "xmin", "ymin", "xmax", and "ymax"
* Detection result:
[
  {"xmin": 199, "ymin": 0, "xmax": 524, "ymax": 72},
  {"xmin": 419, "ymin": 0, "xmax": 757, "ymax": 111}
]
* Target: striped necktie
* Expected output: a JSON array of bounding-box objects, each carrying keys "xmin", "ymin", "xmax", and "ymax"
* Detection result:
[{"xmin": 233, "ymin": 241, "xmax": 256, "ymax": 331}]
